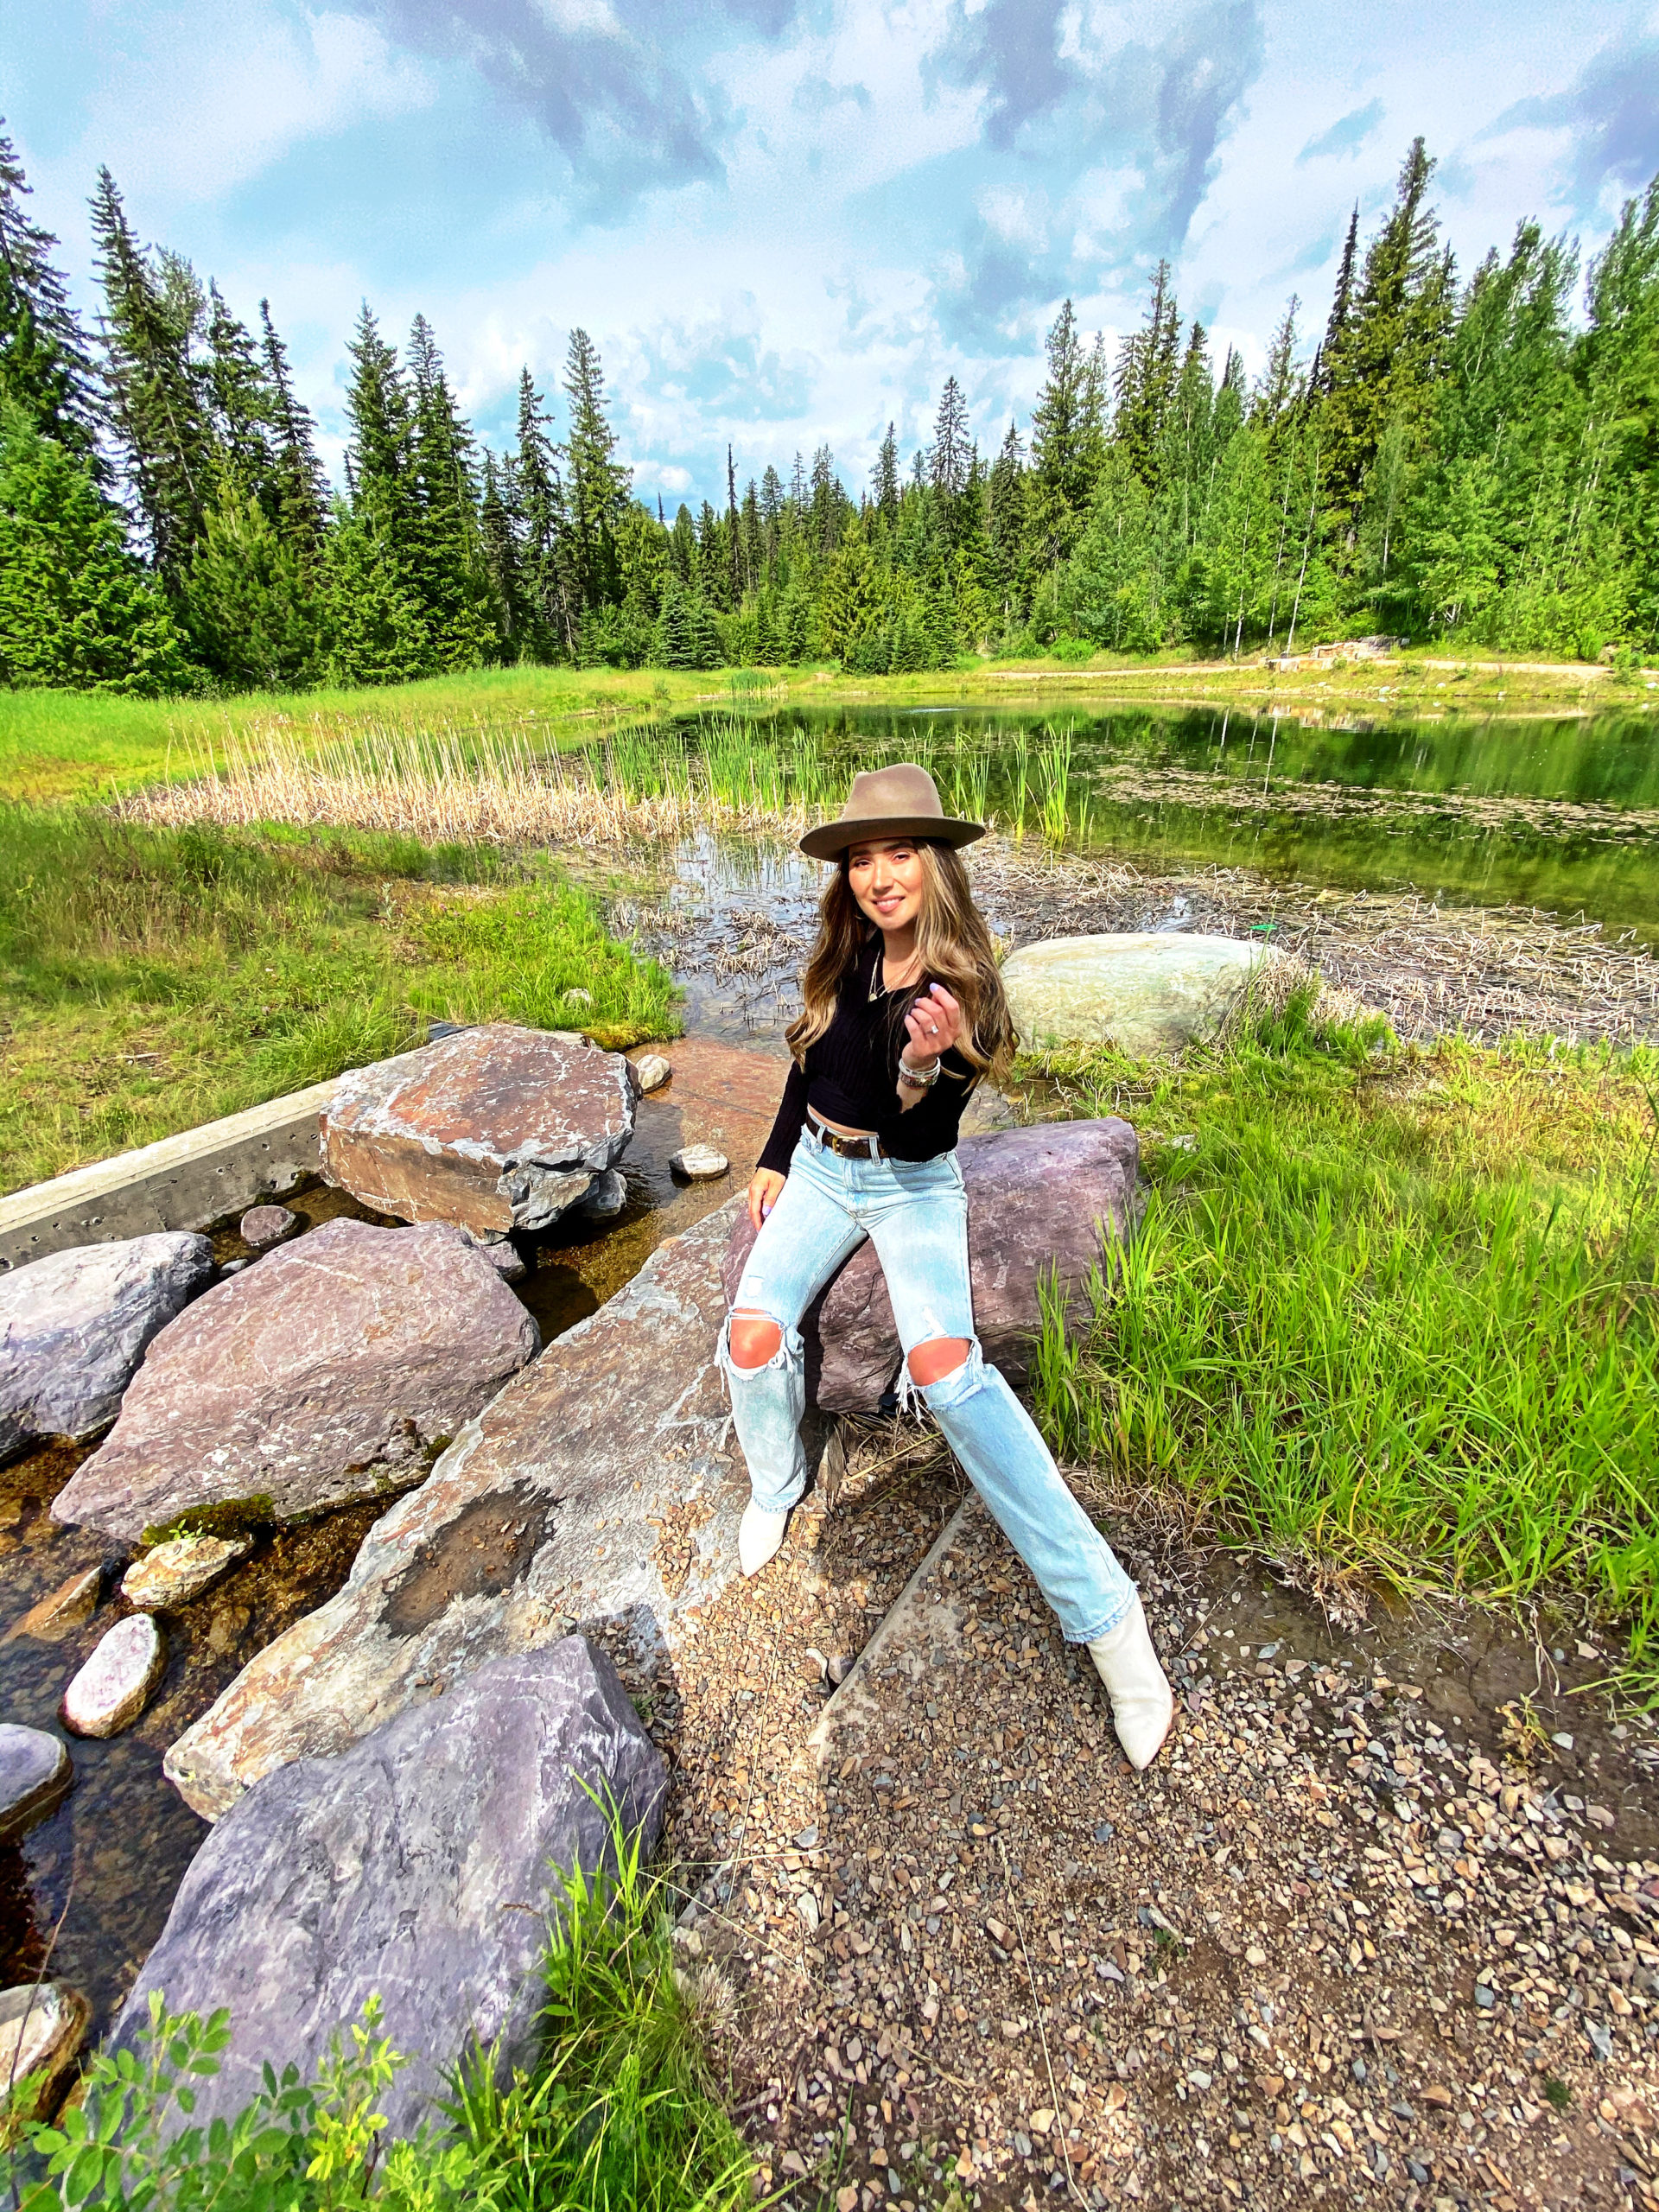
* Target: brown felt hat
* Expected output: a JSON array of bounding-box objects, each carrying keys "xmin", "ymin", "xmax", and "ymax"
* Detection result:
[{"xmin": 799, "ymin": 762, "xmax": 986, "ymax": 861}]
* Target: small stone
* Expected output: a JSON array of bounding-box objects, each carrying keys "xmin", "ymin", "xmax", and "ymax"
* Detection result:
[
  {"xmin": 634, "ymin": 1055, "xmax": 672, "ymax": 1093},
  {"xmin": 1013, "ymin": 2130, "xmax": 1033, "ymax": 2158},
  {"xmin": 826, "ymin": 1652, "xmax": 854, "ymax": 1685},
  {"xmin": 1474, "ymin": 1986, "xmax": 1496, "ymax": 2010},
  {"xmin": 794, "ymin": 1824, "xmax": 820, "ymax": 1848},
  {"xmin": 1421, "ymin": 2085, "xmax": 1453, "ymax": 2108},
  {"xmin": 1245, "ymin": 1944, "xmax": 1268, "ymax": 1967},
  {"xmin": 121, "ymin": 1534, "xmax": 250, "ymax": 1611},
  {"xmin": 3, "ymin": 1566, "xmax": 101, "ymax": 1644},
  {"xmin": 238, "ymin": 1206, "xmax": 299, "ymax": 1251},
  {"xmin": 797, "ymin": 1891, "xmax": 822, "ymax": 1931},
  {"xmin": 1550, "ymin": 1732, "xmax": 1574, "ymax": 1751},
  {"xmin": 1586, "ymin": 1803, "xmax": 1616, "ymax": 1830},
  {"xmin": 0, "ymin": 1725, "xmax": 73, "ymax": 1845},
  {"xmin": 1094, "ymin": 1820, "xmax": 1116, "ymax": 1844},
  {"xmin": 671, "ymin": 1145, "xmax": 729, "ymax": 1181},
  {"xmin": 565, "ymin": 988, "xmax": 593, "ymax": 1006},
  {"xmin": 575, "ymin": 1170, "xmax": 626, "ymax": 1219},
  {"xmin": 780, "ymin": 2152, "xmax": 807, "ymax": 2178},
  {"xmin": 1586, "ymin": 2020, "xmax": 1614, "ymax": 2061},
  {"xmin": 1029, "ymin": 2108, "xmax": 1054, "ymax": 2134},
  {"xmin": 0, "ymin": 1982, "xmax": 90, "ymax": 2098},
  {"xmin": 61, "ymin": 1614, "xmax": 165, "ymax": 1738},
  {"xmin": 462, "ymin": 1231, "xmax": 528, "ymax": 1284}
]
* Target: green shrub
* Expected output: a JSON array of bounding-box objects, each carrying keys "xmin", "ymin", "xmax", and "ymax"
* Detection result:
[{"xmin": 4, "ymin": 1822, "xmax": 753, "ymax": 2212}]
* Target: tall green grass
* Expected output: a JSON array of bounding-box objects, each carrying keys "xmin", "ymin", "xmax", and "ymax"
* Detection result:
[
  {"xmin": 6, "ymin": 1816, "xmax": 753, "ymax": 2212},
  {"xmin": 1029, "ymin": 995, "xmax": 1659, "ymax": 1684},
  {"xmin": 0, "ymin": 810, "xmax": 677, "ymax": 1194}
]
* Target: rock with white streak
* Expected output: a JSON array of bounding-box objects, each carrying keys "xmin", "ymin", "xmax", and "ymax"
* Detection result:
[
  {"xmin": 163, "ymin": 1200, "xmax": 747, "ymax": 1821},
  {"xmin": 50, "ymin": 1221, "xmax": 539, "ymax": 1546},
  {"xmin": 61, "ymin": 1613, "xmax": 165, "ymax": 1738},
  {"xmin": 0, "ymin": 1234, "xmax": 215, "ymax": 1465},
  {"xmin": 120, "ymin": 1534, "xmax": 251, "ymax": 1611},
  {"xmin": 321, "ymin": 1023, "xmax": 638, "ymax": 1236}
]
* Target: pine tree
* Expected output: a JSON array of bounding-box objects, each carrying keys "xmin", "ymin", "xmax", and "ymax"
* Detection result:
[
  {"xmin": 0, "ymin": 124, "xmax": 102, "ymax": 462},
  {"xmin": 1315, "ymin": 209, "xmax": 1359, "ymax": 397},
  {"xmin": 1113, "ymin": 262, "xmax": 1182, "ymax": 486},
  {"xmin": 407, "ymin": 311, "xmax": 495, "ymax": 666},
  {"xmin": 90, "ymin": 167, "xmax": 214, "ymax": 588},
  {"xmin": 1029, "ymin": 299, "xmax": 1107, "ymax": 564},
  {"xmin": 873, "ymin": 423, "xmax": 900, "ymax": 521},
  {"xmin": 1253, "ymin": 296, "xmax": 1304, "ymax": 430},
  {"xmin": 259, "ymin": 301, "xmax": 327, "ymax": 556},
  {"xmin": 480, "ymin": 450, "xmax": 526, "ymax": 654},
  {"xmin": 987, "ymin": 421, "xmax": 1030, "ymax": 623},
  {"xmin": 516, "ymin": 367, "xmax": 573, "ymax": 656},
  {"xmin": 562, "ymin": 327, "xmax": 630, "ymax": 615},
  {"xmin": 727, "ymin": 443, "xmax": 743, "ymax": 602},
  {"xmin": 1323, "ymin": 140, "xmax": 1456, "ymax": 516},
  {"xmin": 0, "ymin": 402, "xmax": 191, "ymax": 691}
]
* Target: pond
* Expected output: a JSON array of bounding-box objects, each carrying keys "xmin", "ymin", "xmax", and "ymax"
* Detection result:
[{"xmin": 711, "ymin": 702, "xmax": 1659, "ymax": 951}]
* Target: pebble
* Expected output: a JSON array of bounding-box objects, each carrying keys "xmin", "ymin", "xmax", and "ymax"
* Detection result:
[
  {"xmin": 120, "ymin": 1533, "xmax": 251, "ymax": 1611},
  {"xmin": 238, "ymin": 1205, "xmax": 299, "ymax": 1250},
  {"xmin": 0, "ymin": 1982, "xmax": 90, "ymax": 2098},
  {"xmin": 671, "ymin": 1145, "xmax": 729, "ymax": 1181},
  {"xmin": 462, "ymin": 1232, "xmax": 528, "ymax": 1283},
  {"xmin": 0, "ymin": 1723, "xmax": 73, "ymax": 1845},
  {"xmin": 60, "ymin": 1613, "xmax": 165, "ymax": 1738},
  {"xmin": 3, "ymin": 1565, "xmax": 101, "ymax": 1644},
  {"xmin": 634, "ymin": 1054, "xmax": 672, "ymax": 1093}
]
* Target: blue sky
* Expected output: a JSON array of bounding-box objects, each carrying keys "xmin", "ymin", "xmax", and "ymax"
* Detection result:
[{"xmin": 7, "ymin": 0, "xmax": 1658, "ymax": 508}]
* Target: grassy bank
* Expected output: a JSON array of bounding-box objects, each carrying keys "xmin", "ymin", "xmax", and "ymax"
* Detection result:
[
  {"xmin": 1, "ymin": 648, "xmax": 1641, "ymax": 803},
  {"xmin": 8, "ymin": 1824, "xmax": 753, "ymax": 2211},
  {"xmin": 1028, "ymin": 996, "xmax": 1659, "ymax": 1689},
  {"xmin": 0, "ymin": 811, "xmax": 677, "ymax": 1195}
]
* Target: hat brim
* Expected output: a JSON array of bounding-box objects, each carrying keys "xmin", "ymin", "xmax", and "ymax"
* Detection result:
[{"xmin": 799, "ymin": 814, "xmax": 987, "ymax": 861}]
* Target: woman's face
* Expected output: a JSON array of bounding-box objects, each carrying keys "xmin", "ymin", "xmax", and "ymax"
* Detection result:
[{"xmin": 847, "ymin": 837, "xmax": 926, "ymax": 935}]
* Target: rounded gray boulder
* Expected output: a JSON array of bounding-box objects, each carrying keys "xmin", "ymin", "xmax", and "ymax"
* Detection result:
[{"xmin": 0, "ymin": 1233, "xmax": 215, "ymax": 1466}]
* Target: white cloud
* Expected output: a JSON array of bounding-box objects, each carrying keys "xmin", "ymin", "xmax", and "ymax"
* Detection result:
[{"xmin": 67, "ymin": 7, "xmax": 435, "ymax": 207}]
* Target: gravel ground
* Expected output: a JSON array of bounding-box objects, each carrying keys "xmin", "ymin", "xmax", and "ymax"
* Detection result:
[{"xmin": 613, "ymin": 1432, "xmax": 1659, "ymax": 2212}]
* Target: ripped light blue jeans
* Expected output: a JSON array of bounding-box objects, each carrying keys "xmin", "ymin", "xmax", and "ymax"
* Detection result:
[{"xmin": 719, "ymin": 1125, "xmax": 1138, "ymax": 1645}]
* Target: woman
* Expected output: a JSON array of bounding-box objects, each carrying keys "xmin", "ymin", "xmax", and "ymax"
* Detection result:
[{"xmin": 720, "ymin": 763, "xmax": 1173, "ymax": 1770}]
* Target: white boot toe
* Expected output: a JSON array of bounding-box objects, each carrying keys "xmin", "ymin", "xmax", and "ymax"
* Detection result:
[
  {"xmin": 1087, "ymin": 1599, "xmax": 1174, "ymax": 1771},
  {"xmin": 739, "ymin": 1500, "xmax": 790, "ymax": 1578}
]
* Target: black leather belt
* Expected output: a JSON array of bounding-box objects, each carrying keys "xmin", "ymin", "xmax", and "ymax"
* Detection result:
[{"xmin": 808, "ymin": 1113, "xmax": 886, "ymax": 1160}]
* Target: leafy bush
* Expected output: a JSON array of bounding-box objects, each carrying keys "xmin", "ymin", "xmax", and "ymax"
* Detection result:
[{"xmin": 3, "ymin": 1822, "xmax": 752, "ymax": 2212}]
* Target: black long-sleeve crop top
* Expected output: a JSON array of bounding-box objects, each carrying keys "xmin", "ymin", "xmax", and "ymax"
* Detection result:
[{"xmin": 756, "ymin": 932, "xmax": 976, "ymax": 1173}]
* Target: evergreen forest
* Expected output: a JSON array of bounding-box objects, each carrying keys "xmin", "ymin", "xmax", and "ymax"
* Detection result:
[{"xmin": 3, "ymin": 130, "xmax": 1659, "ymax": 697}]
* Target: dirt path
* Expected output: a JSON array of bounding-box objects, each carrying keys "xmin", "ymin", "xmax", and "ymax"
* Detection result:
[{"xmin": 629, "ymin": 1433, "xmax": 1659, "ymax": 2212}]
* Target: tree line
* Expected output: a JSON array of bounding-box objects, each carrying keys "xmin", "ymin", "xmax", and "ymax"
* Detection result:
[{"xmin": 3, "ymin": 130, "xmax": 1657, "ymax": 695}]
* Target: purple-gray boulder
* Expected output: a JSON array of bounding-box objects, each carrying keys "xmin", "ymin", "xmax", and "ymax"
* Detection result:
[
  {"xmin": 0, "ymin": 1234, "xmax": 214, "ymax": 1465},
  {"xmin": 51, "ymin": 1220, "xmax": 540, "ymax": 1544},
  {"xmin": 721, "ymin": 1120, "xmax": 1141, "ymax": 1410},
  {"xmin": 113, "ymin": 1638, "xmax": 664, "ymax": 2139}
]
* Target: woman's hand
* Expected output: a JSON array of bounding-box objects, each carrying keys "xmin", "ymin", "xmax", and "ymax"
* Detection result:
[
  {"xmin": 748, "ymin": 1167, "xmax": 786, "ymax": 1234},
  {"xmin": 901, "ymin": 982, "xmax": 963, "ymax": 1072}
]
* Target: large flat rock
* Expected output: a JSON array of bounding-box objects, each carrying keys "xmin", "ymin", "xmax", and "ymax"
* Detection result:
[
  {"xmin": 721, "ymin": 1121, "xmax": 1141, "ymax": 1410},
  {"xmin": 322, "ymin": 1023, "xmax": 639, "ymax": 1235},
  {"xmin": 0, "ymin": 1233, "xmax": 214, "ymax": 1465},
  {"xmin": 118, "ymin": 1640, "xmax": 664, "ymax": 2139},
  {"xmin": 164, "ymin": 1200, "xmax": 748, "ymax": 1820},
  {"xmin": 53, "ymin": 1220, "xmax": 540, "ymax": 1546},
  {"xmin": 1002, "ymin": 931, "xmax": 1285, "ymax": 1056}
]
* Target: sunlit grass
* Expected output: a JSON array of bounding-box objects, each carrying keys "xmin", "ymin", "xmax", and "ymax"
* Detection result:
[
  {"xmin": 1027, "ymin": 994, "xmax": 1659, "ymax": 1688},
  {"xmin": 0, "ymin": 810, "xmax": 677, "ymax": 1194}
]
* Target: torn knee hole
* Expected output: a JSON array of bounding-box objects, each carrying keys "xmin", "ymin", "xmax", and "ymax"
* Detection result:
[
  {"xmin": 907, "ymin": 1336, "xmax": 972, "ymax": 1388},
  {"xmin": 728, "ymin": 1311, "xmax": 783, "ymax": 1370}
]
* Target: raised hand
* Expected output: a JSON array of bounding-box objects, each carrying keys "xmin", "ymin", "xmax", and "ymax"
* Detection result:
[{"xmin": 902, "ymin": 982, "xmax": 963, "ymax": 1068}]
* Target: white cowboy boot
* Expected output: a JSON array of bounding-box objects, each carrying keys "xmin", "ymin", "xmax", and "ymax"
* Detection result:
[
  {"xmin": 739, "ymin": 1500, "xmax": 790, "ymax": 1578},
  {"xmin": 1088, "ymin": 1599, "xmax": 1174, "ymax": 1770}
]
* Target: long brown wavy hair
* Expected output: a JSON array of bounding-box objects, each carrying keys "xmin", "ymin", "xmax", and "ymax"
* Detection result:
[{"xmin": 787, "ymin": 839, "xmax": 1016, "ymax": 1086}]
